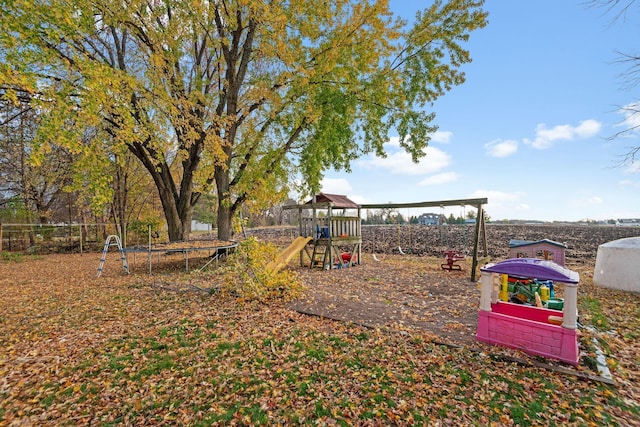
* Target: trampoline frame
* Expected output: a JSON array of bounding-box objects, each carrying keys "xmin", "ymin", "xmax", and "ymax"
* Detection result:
[{"xmin": 124, "ymin": 241, "xmax": 239, "ymax": 274}]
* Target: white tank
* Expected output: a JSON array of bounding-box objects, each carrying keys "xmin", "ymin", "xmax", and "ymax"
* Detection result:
[{"xmin": 594, "ymin": 237, "xmax": 640, "ymax": 292}]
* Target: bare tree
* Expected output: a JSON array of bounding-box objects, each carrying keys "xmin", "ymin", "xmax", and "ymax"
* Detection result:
[
  {"xmin": 0, "ymin": 94, "xmax": 72, "ymax": 224},
  {"xmin": 589, "ymin": 0, "xmax": 640, "ymax": 165}
]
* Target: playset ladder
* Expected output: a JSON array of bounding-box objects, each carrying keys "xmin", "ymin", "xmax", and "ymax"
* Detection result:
[
  {"xmin": 310, "ymin": 244, "xmax": 328, "ymax": 269},
  {"xmin": 96, "ymin": 235, "xmax": 129, "ymax": 278}
]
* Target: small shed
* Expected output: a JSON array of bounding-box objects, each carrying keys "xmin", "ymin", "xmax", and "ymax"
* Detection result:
[{"xmin": 508, "ymin": 239, "xmax": 567, "ymax": 266}]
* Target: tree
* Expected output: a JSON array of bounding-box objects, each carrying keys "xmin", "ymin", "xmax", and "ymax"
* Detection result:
[
  {"xmin": 0, "ymin": 94, "xmax": 73, "ymax": 225},
  {"xmin": 0, "ymin": 0, "xmax": 487, "ymax": 241},
  {"xmin": 588, "ymin": 0, "xmax": 640, "ymax": 165}
]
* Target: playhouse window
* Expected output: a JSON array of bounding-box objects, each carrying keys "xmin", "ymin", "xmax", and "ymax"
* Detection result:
[{"xmin": 536, "ymin": 249, "xmax": 554, "ymax": 260}]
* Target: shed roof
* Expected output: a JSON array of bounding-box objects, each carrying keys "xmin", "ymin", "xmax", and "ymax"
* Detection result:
[
  {"xmin": 508, "ymin": 239, "xmax": 567, "ymax": 249},
  {"xmin": 305, "ymin": 193, "xmax": 359, "ymax": 209}
]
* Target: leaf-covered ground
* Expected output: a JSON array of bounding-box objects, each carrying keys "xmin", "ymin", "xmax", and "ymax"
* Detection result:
[
  {"xmin": 1, "ymin": 252, "xmax": 639, "ymax": 426},
  {"xmin": 289, "ymin": 255, "xmax": 480, "ymax": 346}
]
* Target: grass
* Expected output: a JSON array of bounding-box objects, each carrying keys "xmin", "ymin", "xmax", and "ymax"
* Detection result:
[
  {"xmin": 1, "ymin": 251, "xmax": 23, "ymax": 262},
  {"xmin": 581, "ymin": 295, "xmax": 610, "ymax": 330}
]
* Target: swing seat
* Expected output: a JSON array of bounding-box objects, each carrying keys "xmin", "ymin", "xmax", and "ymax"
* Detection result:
[{"xmin": 441, "ymin": 250, "xmax": 465, "ymax": 270}]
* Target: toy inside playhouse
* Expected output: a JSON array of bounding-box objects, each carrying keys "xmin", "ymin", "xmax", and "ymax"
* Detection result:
[{"xmin": 476, "ymin": 254, "xmax": 581, "ymax": 366}]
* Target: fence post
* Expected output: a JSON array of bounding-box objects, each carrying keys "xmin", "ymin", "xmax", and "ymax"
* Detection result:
[{"xmin": 78, "ymin": 224, "xmax": 83, "ymax": 255}]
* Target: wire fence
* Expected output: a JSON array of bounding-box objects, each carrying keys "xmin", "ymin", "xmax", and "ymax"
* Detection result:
[{"xmin": 0, "ymin": 222, "xmax": 170, "ymax": 254}]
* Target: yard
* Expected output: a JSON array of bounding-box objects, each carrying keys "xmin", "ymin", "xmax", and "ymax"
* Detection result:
[{"xmin": 1, "ymin": 240, "xmax": 639, "ymax": 425}]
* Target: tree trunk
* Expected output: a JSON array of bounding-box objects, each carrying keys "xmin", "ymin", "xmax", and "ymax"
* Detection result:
[
  {"xmin": 159, "ymin": 189, "xmax": 193, "ymax": 242},
  {"xmin": 217, "ymin": 200, "xmax": 232, "ymax": 241},
  {"xmin": 215, "ymin": 165, "xmax": 233, "ymax": 241},
  {"xmin": 165, "ymin": 207, "xmax": 185, "ymax": 242},
  {"xmin": 180, "ymin": 204, "xmax": 193, "ymax": 242},
  {"xmin": 112, "ymin": 161, "xmax": 127, "ymax": 239},
  {"xmin": 127, "ymin": 141, "xmax": 197, "ymax": 242}
]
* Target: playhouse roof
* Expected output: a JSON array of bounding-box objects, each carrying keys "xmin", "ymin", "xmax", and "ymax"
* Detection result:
[
  {"xmin": 481, "ymin": 258, "xmax": 579, "ymax": 284},
  {"xmin": 305, "ymin": 193, "xmax": 359, "ymax": 209},
  {"xmin": 508, "ymin": 239, "xmax": 567, "ymax": 249}
]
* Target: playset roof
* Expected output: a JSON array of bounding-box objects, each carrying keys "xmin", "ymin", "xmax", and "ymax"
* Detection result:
[{"xmin": 304, "ymin": 193, "xmax": 359, "ymax": 209}]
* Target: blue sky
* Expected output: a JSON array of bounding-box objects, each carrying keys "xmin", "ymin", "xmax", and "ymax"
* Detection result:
[{"xmin": 319, "ymin": 1, "xmax": 640, "ymax": 222}]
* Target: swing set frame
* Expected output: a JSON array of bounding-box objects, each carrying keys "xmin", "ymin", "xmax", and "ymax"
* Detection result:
[{"xmin": 361, "ymin": 198, "xmax": 488, "ymax": 281}]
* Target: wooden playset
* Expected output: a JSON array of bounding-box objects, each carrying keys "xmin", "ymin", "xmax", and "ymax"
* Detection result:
[
  {"xmin": 281, "ymin": 196, "xmax": 489, "ymax": 279},
  {"xmin": 283, "ymin": 193, "xmax": 362, "ymax": 270}
]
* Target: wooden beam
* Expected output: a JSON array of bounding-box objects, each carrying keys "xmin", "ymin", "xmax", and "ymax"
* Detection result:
[
  {"xmin": 360, "ymin": 198, "xmax": 488, "ymax": 210},
  {"xmin": 284, "ymin": 197, "xmax": 489, "ymax": 211}
]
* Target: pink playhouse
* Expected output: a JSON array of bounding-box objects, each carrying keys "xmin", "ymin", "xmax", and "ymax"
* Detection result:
[
  {"xmin": 476, "ymin": 258, "xmax": 580, "ymax": 365},
  {"xmin": 508, "ymin": 239, "xmax": 567, "ymax": 266}
]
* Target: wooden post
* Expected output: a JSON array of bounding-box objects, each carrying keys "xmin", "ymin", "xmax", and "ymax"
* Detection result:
[
  {"xmin": 481, "ymin": 207, "xmax": 488, "ymax": 256},
  {"xmin": 0, "ymin": 222, "xmax": 3, "ymax": 255},
  {"xmin": 357, "ymin": 207, "xmax": 362, "ymax": 264},
  {"xmin": 298, "ymin": 207, "xmax": 304, "ymax": 267},
  {"xmin": 471, "ymin": 204, "xmax": 484, "ymax": 282},
  {"xmin": 327, "ymin": 205, "xmax": 333, "ymax": 269},
  {"xmin": 312, "ymin": 195, "xmax": 317, "ymax": 242}
]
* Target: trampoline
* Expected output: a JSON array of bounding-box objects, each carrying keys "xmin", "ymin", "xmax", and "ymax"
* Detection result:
[{"xmin": 124, "ymin": 240, "xmax": 238, "ymax": 274}]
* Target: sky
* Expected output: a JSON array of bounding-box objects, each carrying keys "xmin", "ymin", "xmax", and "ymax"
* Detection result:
[{"xmin": 318, "ymin": 1, "xmax": 640, "ymax": 222}]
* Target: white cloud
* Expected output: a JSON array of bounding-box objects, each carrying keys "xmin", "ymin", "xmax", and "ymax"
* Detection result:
[
  {"xmin": 619, "ymin": 179, "xmax": 640, "ymax": 189},
  {"xmin": 320, "ymin": 177, "xmax": 352, "ymax": 194},
  {"xmin": 585, "ymin": 196, "xmax": 603, "ymax": 205},
  {"xmin": 617, "ymin": 102, "xmax": 640, "ymax": 133},
  {"xmin": 357, "ymin": 145, "xmax": 451, "ymax": 175},
  {"xmin": 485, "ymin": 139, "xmax": 518, "ymax": 158},
  {"xmin": 385, "ymin": 136, "xmax": 402, "ymax": 148},
  {"xmin": 523, "ymin": 119, "xmax": 602, "ymax": 149},
  {"xmin": 469, "ymin": 189, "xmax": 529, "ymax": 218},
  {"xmin": 319, "ymin": 178, "xmax": 372, "ymax": 204},
  {"xmin": 431, "ymin": 131, "xmax": 453, "ymax": 144},
  {"xmin": 624, "ymin": 160, "xmax": 640, "ymax": 174},
  {"xmin": 570, "ymin": 195, "xmax": 604, "ymax": 208},
  {"xmin": 575, "ymin": 119, "xmax": 602, "ymax": 138},
  {"xmin": 417, "ymin": 172, "xmax": 459, "ymax": 186},
  {"xmin": 347, "ymin": 194, "xmax": 372, "ymax": 205}
]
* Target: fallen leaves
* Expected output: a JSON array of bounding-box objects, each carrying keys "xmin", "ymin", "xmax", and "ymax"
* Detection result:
[{"xmin": 0, "ymin": 253, "xmax": 639, "ymax": 426}]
